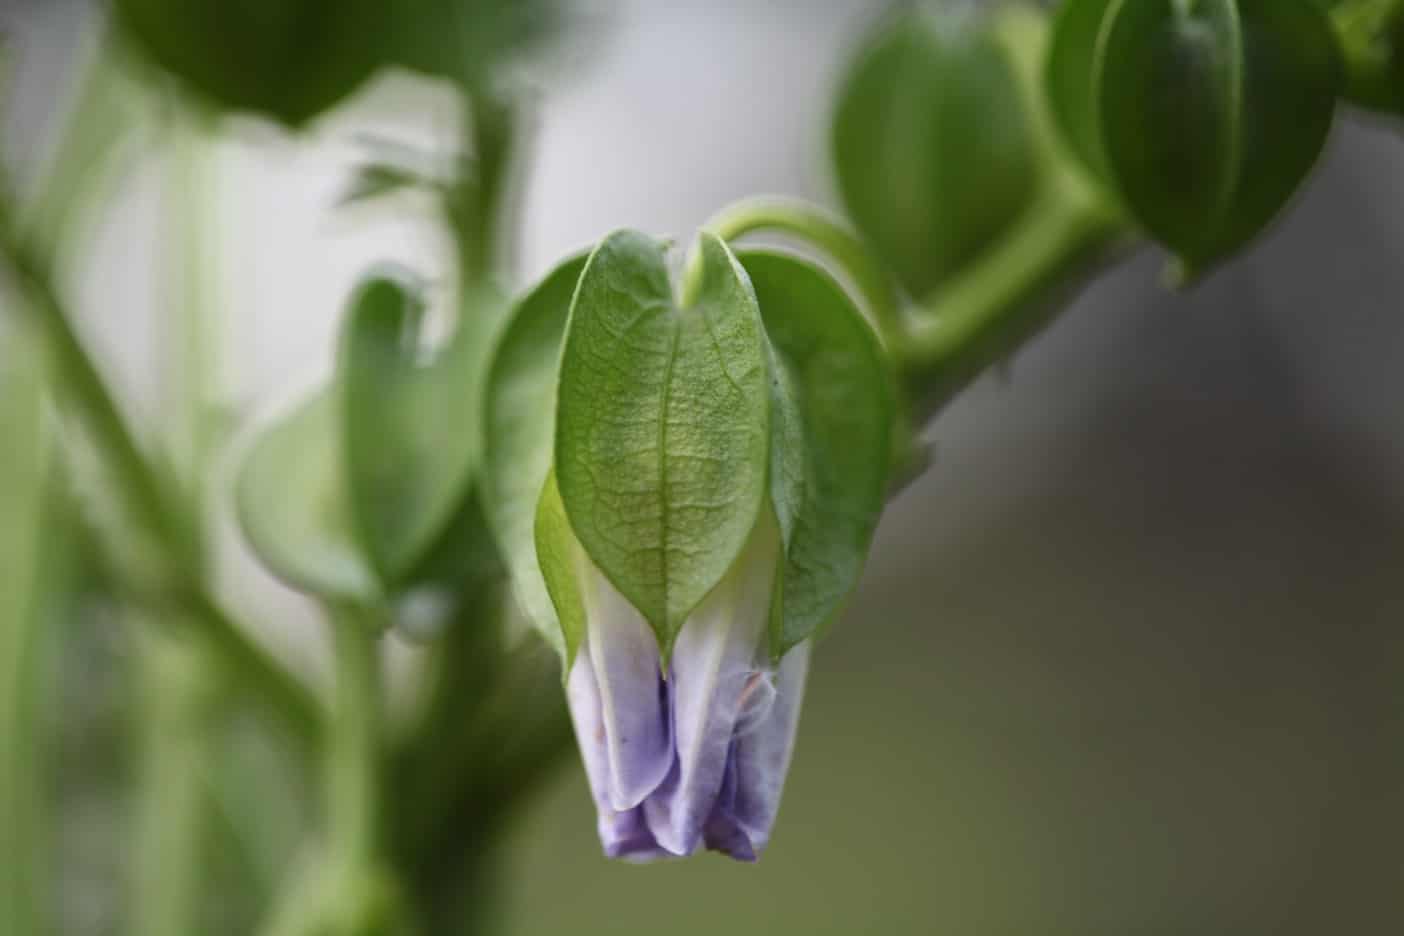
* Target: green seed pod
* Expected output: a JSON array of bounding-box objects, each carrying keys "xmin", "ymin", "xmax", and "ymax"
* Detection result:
[
  {"xmin": 832, "ymin": 9, "xmax": 1037, "ymax": 300},
  {"xmin": 113, "ymin": 0, "xmax": 384, "ymax": 126},
  {"xmin": 1047, "ymin": 0, "xmax": 1341, "ymax": 275}
]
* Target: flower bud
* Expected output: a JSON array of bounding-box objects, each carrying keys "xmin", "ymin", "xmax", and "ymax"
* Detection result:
[
  {"xmin": 833, "ymin": 8, "xmax": 1037, "ymax": 300},
  {"xmin": 1047, "ymin": 0, "xmax": 1340, "ymax": 275},
  {"xmin": 498, "ymin": 230, "xmax": 897, "ymax": 860}
]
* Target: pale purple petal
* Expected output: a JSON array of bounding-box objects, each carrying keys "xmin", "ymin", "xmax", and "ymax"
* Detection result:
[
  {"xmin": 702, "ymin": 642, "xmax": 810, "ymax": 859},
  {"xmin": 566, "ymin": 638, "xmax": 667, "ymax": 861},
  {"xmin": 580, "ymin": 561, "xmax": 672, "ymax": 810},
  {"xmin": 643, "ymin": 513, "xmax": 778, "ymax": 855}
]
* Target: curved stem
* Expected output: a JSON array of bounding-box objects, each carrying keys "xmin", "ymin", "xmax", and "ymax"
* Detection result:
[
  {"xmin": 896, "ymin": 5, "xmax": 1132, "ymax": 416},
  {"xmin": 701, "ymin": 196, "xmax": 906, "ymax": 344}
]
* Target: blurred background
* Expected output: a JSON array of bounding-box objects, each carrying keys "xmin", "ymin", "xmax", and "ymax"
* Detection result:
[{"xmin": 4, "ymin": 1, "xmax": 1404, "ymax": 934}]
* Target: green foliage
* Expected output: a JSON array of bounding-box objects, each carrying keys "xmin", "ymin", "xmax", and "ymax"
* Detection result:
[
  {"xmin": 482, "ymin": 254, "xmax": 588, "ymax": 658},
  {"xmin": 341, "ymin": 275, "xmax": 505, "ymax": 585},
  {"xmin": 534, "ymin": 471, "xmax": 587, "ymax": 668},
  {"xmin": 1047, "ymin": 0, "xmax": 1340, "ymax": 275},
  {"xmin": 237, "ymin": 274, "xmax": 504, "ymax": 605},
  {"xmin": 833, "ymin": 7, "xmax": 1037, "ymax": 300},
  {"xmin": 113, "ymin": 0, "xmax": 384, "ymax": 126},
  {"xmin": 113, "ymin": 0, "xmax": 565, "ymax": 126},
  {"xmin": 738, "ymin": 251, "xmax": 896, "ymax": 659},
  {"xmin": 553, "ymin": 231, "xmax": 770, "ymax": 655}
]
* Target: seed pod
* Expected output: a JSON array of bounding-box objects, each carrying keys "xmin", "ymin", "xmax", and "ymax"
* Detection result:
[{"xmin": 1047, "ymin": 0, "xmax": 1340, "ymax": 275}]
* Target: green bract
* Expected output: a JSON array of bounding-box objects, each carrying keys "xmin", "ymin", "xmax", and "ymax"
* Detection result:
[
  {"xmin": 833, "ymin": 8, "xmax": 1036, "ymax": 300},
  {"xmin": 237, "ymin": 273, "xmax": 503, "ymax": 603},
  {"xmin": 114, "ymin": 0, "xmax": 383, "ymax": 126},
  {"xmin": 493, "ymin": 231, "xmax": 893, "ymax": 665},
  {"xmin": 1047, "ymin": 0, "xmax": 1340, "ymax": 274},
  {"xmin": 481, "ymin": 253, "xmax": 589, "ymax": 661}
]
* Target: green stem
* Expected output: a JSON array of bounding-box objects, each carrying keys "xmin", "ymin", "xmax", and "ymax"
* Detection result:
[
  {"xmin": 898, "ymin": 178, "xmax": 1123, "ymax": 414},
  {"xmin": 327, "ymin": 610, "xmax": 381, "ymax": 874},
  {"xmin": 701, "ymin": 196, "xmax": 906, "ymax": 342},
  {"xmin": 452, "ymin": 90, "xmax": 517, "ymax": 283},
  {"xmin": 131, "ymin": 632, "xmax": 219, "ymax": 936},
  {"xmin": 0, "ymin": 328, "xmax": 53, "ymax": 936},
  {"xmin": 0, "ymin": 193, "xmax": 321, "ymax": 751}
]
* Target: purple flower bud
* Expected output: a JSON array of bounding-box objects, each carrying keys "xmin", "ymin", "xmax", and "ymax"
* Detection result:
[{"xmin": 564, "ymin": 511, "xmax": 809, "ymax": 862}]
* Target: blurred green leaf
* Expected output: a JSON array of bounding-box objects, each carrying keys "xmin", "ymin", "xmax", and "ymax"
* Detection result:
[
  {"xmin": 553, "ymin": 232, "xmax": 769, "ymax": 654},
  {"xmin": 114, "ymin": 0, "xmax": 384, "ymax": 126},
  {"xmin": 481, "ymin": 254, "xmax": 587, "ymax": 654},
  {"xmin": 738, "ymin": 250, "xmax": 896, "ymax": 659},
  {"xmin": 387, "ymin": 0, "xmax": 564, "ymax": 87},
  {"xmin": 235, "ymin": 390, "xmax": 378, "ymax": 601},
  {"xmin": 339, "ymin": 274, "xmax": 502, "ymax": 585},
  {"xmin": 833, "ymin": 8, "xmax": 1036, "ymax": 300}
]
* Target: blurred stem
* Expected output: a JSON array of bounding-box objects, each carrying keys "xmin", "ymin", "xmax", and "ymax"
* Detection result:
[
  {"xmin": 163, "ymin": 104, "xmax": 221, "ymax": 570},
  {"xmin": 0, "ymin": 328, "xmax": 53, "ymax": 936},
  {"xmin": 453, "ymin": 90, "xmax": 517, "ymax": 283},
  {"xmin": 0, "ymin": 68, "xmax": 320, "ymax": 747},
  {"xmin": 326, "ymin": 608, "xmax": 382, "ymax": 885},
  {"xmin": 131, "ymin": 631, "xmax": 220, "ymax": 936},
  {"xmin": 1331, "ymin": 0, "xmax": 1404, "ymax": 112}
]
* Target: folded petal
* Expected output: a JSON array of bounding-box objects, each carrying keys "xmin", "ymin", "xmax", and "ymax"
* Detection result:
[
  {"xmin": 643, "ymin": 512, "xmax": 779, "ymax": 855},
  {"xmin": 703, "ymin": 641, "xmax": 810, "ymax": 860},
  {"xmin": 580, "ymin": 558, "xmax": 672, "ymax": 811},
  {"xmin": 566, "ymin": 645, "xmax": 669, "ymax": 860}
]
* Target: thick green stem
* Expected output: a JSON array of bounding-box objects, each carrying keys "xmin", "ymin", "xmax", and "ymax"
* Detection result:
[{"xmin": 898, "ymin": 178, "xmax": 1123, "ymax": 415}]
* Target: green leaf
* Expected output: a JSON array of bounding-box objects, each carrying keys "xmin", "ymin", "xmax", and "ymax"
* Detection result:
[
  {"xmin": 387, "ymin": 0, "xmax": 564, "ymax": 86},
  {"xmin": 554, "ymin": 231, "xmax": 770, "ymax": 654},
  {"xmin": 738, "ymin": 251, "xmax": 897, "ymax": 659},
  {"xmin": 340, "ymin": 274, "xmax": 508, "ymax": 586},
  {"xmin": 534, "ymin": 470, "xmax": 586, "ymax": 667},
  {"xmin": 833, "ymin": 8, "xmax": 1036, "ymax": 300},
  {"xmin": 1046, "ymin": 0, "xmax": 1119, "ymax": 181},
  {"xmin": 114, "ymin": 0, "xmax": 384, "ymax": 126},
  {"xmin": 235, "ymin": 390, "xmax": 378, "ymax": 601},
  {"xmin": 1098, "ymin": 0, "xmax": 1244, "ymax": 264},
  {"xmin": 481, "ymin": 253, "xmax": 588, "ymax": 645}
]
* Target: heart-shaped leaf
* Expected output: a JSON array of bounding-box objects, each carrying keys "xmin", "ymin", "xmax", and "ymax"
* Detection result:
[{"xmin": 554, "ymin": 231, "xmax": 770, "ymax": 654}]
